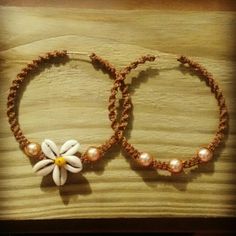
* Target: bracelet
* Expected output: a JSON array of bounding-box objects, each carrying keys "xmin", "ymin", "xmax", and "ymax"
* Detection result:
[
  {"xmin": 7, "ymin": 50, "xmax": 133, "ymax": 186},
  {"xmin": 109, "ymin": 55, "xmax": 229, "ymax": 174}
]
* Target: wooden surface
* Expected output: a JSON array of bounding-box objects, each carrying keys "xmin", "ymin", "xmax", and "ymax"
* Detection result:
[{"xmin": 0, "ymin": 4, "xmax": 236, "ymax": 221}]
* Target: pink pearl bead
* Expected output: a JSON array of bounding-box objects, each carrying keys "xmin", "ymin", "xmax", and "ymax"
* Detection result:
[
  {"xmin": 138, "ymin": 152, "xmax": 153, "ymax": 166},
  {"xmin": 198, "ymin": 148, "xmax": 213, "ymax": 163},
  {"xmin": 86, "ymin": 147, "xmax": 100, "ymax": 161},
  {"xmin": 24, "ymin": 142, "xmax": 41, "ymax": 158},
  {"xmin": 169, "ymin": 159, "xmax": 183, "ymax": 173}
]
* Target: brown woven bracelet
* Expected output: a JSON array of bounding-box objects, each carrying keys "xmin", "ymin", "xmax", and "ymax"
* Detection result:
[
  {"xmin": 7, "ymin": 50, "xmax": 132, "ymax": 186},
  {"xmin": 109, "ymin": 55, "xmax": 229, "ymax": 174}
]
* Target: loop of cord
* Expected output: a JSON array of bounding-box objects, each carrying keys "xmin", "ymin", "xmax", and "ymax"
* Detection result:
[
  {"xmin": 7, "ymin": 50, "xmax": 131, "ymax": 163},
  {"xmin": 108, "ymin": 55, "xmax": 228, "ymax": 171}
]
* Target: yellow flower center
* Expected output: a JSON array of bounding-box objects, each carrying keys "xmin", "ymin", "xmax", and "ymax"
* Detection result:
[{"xmin": 55, "ymin": 157, "xmax": 66, "ymax": 167}]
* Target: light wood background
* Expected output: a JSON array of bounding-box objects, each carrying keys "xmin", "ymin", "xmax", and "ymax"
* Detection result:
[{"xmin": 0, "ymin": 1, "xmax": 236, "ymax": 220}]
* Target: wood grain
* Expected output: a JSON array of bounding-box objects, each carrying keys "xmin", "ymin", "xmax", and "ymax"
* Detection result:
[{"xmin": 0, "ymin": 6, "xmax": 235, "ymax": 220}]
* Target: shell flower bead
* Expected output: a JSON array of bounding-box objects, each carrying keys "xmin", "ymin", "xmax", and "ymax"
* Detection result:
[{"xmin": 32, "ymin": 139, "xmax": 82, "ymax": 186}]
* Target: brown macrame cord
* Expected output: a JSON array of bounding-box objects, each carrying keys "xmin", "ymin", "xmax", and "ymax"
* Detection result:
[
  {"xmin": 108, "ymin": 55, "xmax": 228, "ymax": 172},
  {"xmin": 90, "ymin": 53, "xmax": 156, "ymax": 135}
]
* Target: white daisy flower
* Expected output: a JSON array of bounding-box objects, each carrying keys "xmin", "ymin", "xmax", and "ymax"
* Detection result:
[{"xmin": 33, "ymin": 139, "xmax": 82, "ymax": 186}]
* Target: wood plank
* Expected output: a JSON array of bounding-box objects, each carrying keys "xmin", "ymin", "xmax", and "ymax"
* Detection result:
[
  {"xmin": 0, "ymin": 6, "xmax": 235, "ymax": 220},
  {"xmin": 2, "ymin": 0, "xmax": 236, "ymax": 11}
]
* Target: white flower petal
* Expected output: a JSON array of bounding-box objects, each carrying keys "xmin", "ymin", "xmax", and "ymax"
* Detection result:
[
  {"xmin": 52, "ymin": 165, "xmax": 67, "ymax": 186},
  {"xmin": 52, "ymin": 165, "xmax": 60, "ymax": 186},
  {"xmin": 33, "ymin": 159, "xmax": 54, "ymax": 176},
  {"xmin": 33, "ymin": 159, "xmax": 54, "ymax": 171},
  {"xmin": 60, "ymin": 167, "xmax": 67, "ymax": 186},
  {"xmin": 33, "ymin": 159, "xmax": 53, "ymax": 173},
  {"xmin": 64, "ymin": 164, "xmax": 82, "ymax": 173},
  {"xmin": 64, "ymin": 155, "xmax": 82, "ymax": 168},
  {"xmin": 36, "ymin": 164, "xmax": 55, "ymax": 176},
  {"xmin": 42, "ymin": 139, "xmax": 59, "ymax": 159},
  {"xmin": 60, "ymin": 140, "xmax": 80, "ymax": 156}
]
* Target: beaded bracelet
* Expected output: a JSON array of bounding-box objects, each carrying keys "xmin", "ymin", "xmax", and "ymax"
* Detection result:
[
  {"xmin": 108, "ymin": 55, "xmax": 228, "ymax": 174},
  {"xmin": 6, "ymin": 50, "xmax": 132, "ymax": 186},
  {"xmin": 7, "ymin": 50, "xmax": 155, "ymax": 186}
]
